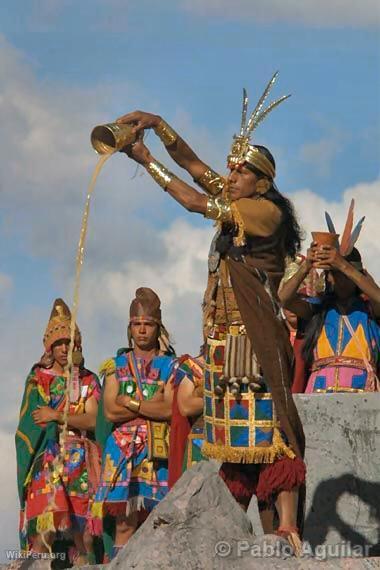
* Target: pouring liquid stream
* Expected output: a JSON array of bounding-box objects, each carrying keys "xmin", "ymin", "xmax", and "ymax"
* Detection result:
[{"xmin": 47, "ymin": 153, "xmax": 114, "ymax": 522}]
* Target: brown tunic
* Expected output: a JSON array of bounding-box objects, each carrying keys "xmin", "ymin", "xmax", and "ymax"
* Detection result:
[{"xmin": 205, "ymin": 196, "xmax": 305, "ymax": 460}]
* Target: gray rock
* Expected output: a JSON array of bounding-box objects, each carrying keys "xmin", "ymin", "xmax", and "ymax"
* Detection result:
[
  {"xmin": 3, "ymin": 561, "xmax": 52, "ymax": 570},
  {"xmin": 109, "ymin": 460, "xmax": 255, "ymax": 570},
  {"xmin": 4, "ymin": 395, "xmax": 378, "ymax": 569},
  {"xmin": 249, "ymin": 534, "xmax": 294, "ymax": 559},
  {"xmin": 248, "ymin": 393, "xmax": 380, "ymax": 557}
]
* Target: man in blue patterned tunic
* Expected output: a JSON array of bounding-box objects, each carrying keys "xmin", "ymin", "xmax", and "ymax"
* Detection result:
[{"xmin": 90, "ymin": 288, "xmax": 175, "ymax": 559}]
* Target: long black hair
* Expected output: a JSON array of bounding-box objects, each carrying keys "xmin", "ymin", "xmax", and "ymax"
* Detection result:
[
  {"xmin": 246, "ymin": 145, "xmax": 302, "ymax": 259},
  {"xmin": 302, "ymin": 248, "xmax": 363, "ymax": 368},
  {"xmin": 301, "ymin": 277, "xmax": 334, "ymax": 369}
]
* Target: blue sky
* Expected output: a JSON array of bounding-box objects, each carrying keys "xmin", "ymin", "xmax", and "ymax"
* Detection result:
[
  {"xmin": 1, "ymin": 0, "xmax": 379, "ymax": 198},
  {"xmin": 0, "ymin": 0, "xmax": 379, "ymax": 558}
]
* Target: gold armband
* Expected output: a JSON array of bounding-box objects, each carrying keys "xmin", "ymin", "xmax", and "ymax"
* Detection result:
[
  {"xmin": 146, "ymin": 160, "xmax": 173, "ymax": 190},
  {"xmin": 154, "ymin": 119, "xmax": 178, "ymax": 147},
  {"xmin": 205, "ymin": 196, "xmax": 232, "ymax": 222},
  {"xmin": 127, "ymin": 398, "xmax": 141, "ymax": 413},
  {"xmin": 196, "ymin": 168, "xmax": 225, "ymax": 196}
]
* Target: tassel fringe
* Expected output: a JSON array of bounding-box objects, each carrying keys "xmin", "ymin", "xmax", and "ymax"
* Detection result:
[
  {"xmin": 230, "ymin": 202, "xmax": 246, "ymax": 246},
  {"xmin": 202, "ymin": 428, "xmax": 295, "ymax": 464},
  {"xmin": 89, "ymin": 497, "xmax": 147, "ymax": 535}
]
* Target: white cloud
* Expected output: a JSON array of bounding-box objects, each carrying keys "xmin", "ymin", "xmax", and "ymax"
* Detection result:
[
  {"xmin": 181, "ymin": 0, "xmax": 380, "ymax": 28},
  {"xmin": 77, "ymin": 218, "xmax": 212, "ymax": 355},
  {"xmin": 0, "ymin": 33, "xmax": 220, "ymax": 266}
]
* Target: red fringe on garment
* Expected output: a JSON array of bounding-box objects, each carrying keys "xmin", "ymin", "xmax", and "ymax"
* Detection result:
[
  {"xmin": 257, "ymin": 456, "xmax": 306, "ymax": 502},
  {"xmin": 219, "ymin": 463, "xmax": 259, "ymax": 509},
  {"xmin": 219, "ymin": 456, "xmax": 306, "ymax": 506},
  {"xmin": 105, "ymin": 502, "xmax": 127, "ymax": 517}
]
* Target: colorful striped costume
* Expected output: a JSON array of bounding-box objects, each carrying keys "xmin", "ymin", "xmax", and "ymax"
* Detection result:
[
  {"xmin": 16, "ymin": 367, "xmax": 101, "ymax": 549},
  {"xmin": 306, "ymin": 299, "xmax": 380, "ymax": 393},
  {"xmin": 183, "ymin": 417, "xmax": 204, "ymax": 472},
  {"xmin": 91, "ymin": 351, "xmax": 174, "ymax": 534},
  {"xmin": 176, "ymin": 356, "xmax": 205, "ymax": 472},
  {"xmin": 167, "ymin": 355, "xmax": 204, "ymax": 487},
  {"xmin": 203, "ymin": 323, "xmax": 293, "ymax": 464}
]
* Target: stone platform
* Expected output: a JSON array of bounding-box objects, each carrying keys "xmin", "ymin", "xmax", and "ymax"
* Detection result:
[{"xmin": 248, "ymin": 393, "xmax": 380, "ymax": 556}]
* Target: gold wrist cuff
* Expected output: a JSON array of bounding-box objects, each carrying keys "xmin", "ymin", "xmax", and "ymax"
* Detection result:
[
  {"xmin": 154, "ymin": 119, "xmax": 178, "ymax": 147},
  {"xmin": 146, "ymin": 160, "xmax": 173, "ymax": 190},
  {"xmin": 196, "ymin": 168, "xmax": 225, "ymax": 196},
  {"xmin": 127, "ymin": 398, "xmax": 141, "ymax": 413},
  {"xmin": 205, "ymin": 197, "xmax": 232, "ymax": 222}
]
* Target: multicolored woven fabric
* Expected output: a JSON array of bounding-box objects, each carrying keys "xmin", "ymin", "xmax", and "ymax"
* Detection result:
[
  {"xmin": 168, "ymin": 354, "xmax": 204, "ymax": 488},
  {"xmin": 306, "ymin": 299, "xmax": 380, "ymax": 393},
  {"xmin": 202, "ymin": 326, "xmax": 294, "ymax": 463},
  {"xmin": 16, "ymin": 367, "xmax": 101, "ymax": 549},
  {"xmin": 182, "ymin": 417, "xmax": 204, "ymax": 471},
  {"xmin": 90, "ymin": 352, "xmax": 175, "ymax": 535}
]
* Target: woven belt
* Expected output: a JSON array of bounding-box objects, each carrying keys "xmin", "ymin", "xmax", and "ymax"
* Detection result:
[{"xmin": 311, "ymin": 356, "xmax": 367, "ymax": 372}]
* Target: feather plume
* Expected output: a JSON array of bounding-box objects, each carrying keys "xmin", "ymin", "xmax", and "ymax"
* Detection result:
[
  {"xmin": 240, "ymin": 88, "xmax": 248, "ymax": 136},
  {"xmin": 340, "ymin": 199, "xmax": 355, "ymax": 255},
  {"xmin": 246, "ymin": 71, "xmax": 279, "ymax": 135},
  {"xmin": 346, "ymin": 216, "xmax": 365, "ymax": 256},
  {"xmin": 325, "ymin": 211, "xmax": 337, "ymax": 234},
  {"xmin": 251, "ymin": 94, "xmax": 291, "ymax": 132}
]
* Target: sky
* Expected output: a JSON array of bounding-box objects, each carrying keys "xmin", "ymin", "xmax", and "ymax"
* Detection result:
[{"xmin": 0, "ymin": 0, "xmax": 379, "ymax": 559}]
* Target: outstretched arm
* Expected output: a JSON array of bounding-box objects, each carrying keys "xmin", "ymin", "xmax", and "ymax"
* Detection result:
[
  {"xmin": 123, "ymin": 141, "xmax": 232, "ymax": 223},
  {"xmin": 117, "ymin": 111, "xmax": 224, "ymax": 195}
]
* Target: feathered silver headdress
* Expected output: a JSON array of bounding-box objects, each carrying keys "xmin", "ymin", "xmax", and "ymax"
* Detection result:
[{"xmin": 227, "ymin": 71, "xmax": 291, "ymax": 178}]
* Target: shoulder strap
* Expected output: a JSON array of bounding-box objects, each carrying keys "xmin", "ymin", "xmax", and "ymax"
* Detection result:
[{"xmin": 127, "ymin": 351, "xmax": 144, "ymax": 400}]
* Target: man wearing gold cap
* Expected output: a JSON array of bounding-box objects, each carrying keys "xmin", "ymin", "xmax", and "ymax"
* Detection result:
[
  {"xmin": 118, "ymin": 74, "xmax": 306, "ymax": 551},
  {"xmin": 16, "ymin": 299, "xmax": 101, "ymax": 564},
  {"xmin": 90, "ymin": 287, "xmax": 176, "ymax": 560}
]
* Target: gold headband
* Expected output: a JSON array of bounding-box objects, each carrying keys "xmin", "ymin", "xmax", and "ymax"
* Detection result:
[
  {"xmin": 244, "ymin": 146, "xmax": 275, "ymax": 179},
  {"xmin": 228, "ymin": 139, "xmax": 275, "ymax": 179}
]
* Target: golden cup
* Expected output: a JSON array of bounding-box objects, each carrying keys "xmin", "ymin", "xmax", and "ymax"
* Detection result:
[
  {"xmin": 311, "ymin": 231, "xmax": 340, "ymax": 269},
  {"xmin": 311, "ymin": 231, "xmax": 340, "ymax": 247},
  {"xmin": 91, "ymin": 123, "xmax": 136, "ymax": 154}
]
